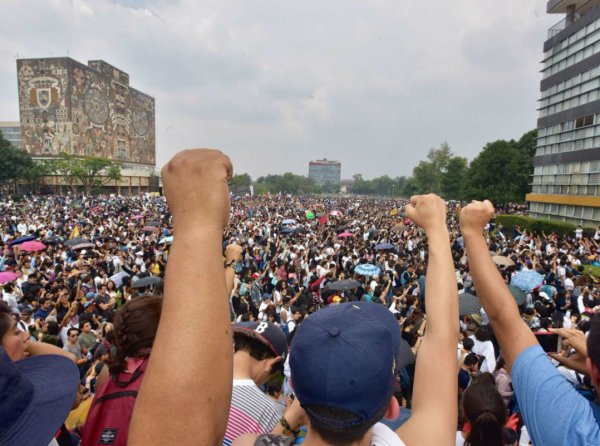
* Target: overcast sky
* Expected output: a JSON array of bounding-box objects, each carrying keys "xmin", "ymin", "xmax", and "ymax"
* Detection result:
[{"xmin": 0, "ymin": 0, "xmax": 557, "ymax": 180}]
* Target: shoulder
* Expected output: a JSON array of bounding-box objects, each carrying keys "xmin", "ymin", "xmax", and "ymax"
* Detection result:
[{"xmin": 371, "ymin": 422, "xmax": 406, "ymax": 446}]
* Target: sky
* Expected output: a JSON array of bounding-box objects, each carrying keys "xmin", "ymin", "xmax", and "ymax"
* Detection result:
[{"xmin": 0, "ymin": 0, "xmax": 558, "ymax": 180}]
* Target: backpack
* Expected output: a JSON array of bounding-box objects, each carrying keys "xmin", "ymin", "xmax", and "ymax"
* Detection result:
[{"xmin": 81, "ymin": 357, "xmax": 148, "ymax": 446}]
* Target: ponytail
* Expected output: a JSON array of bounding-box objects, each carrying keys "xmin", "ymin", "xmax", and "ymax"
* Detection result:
[{"xmin": 465, "ymin": 410, "xmax": 503, "ymax": 446}]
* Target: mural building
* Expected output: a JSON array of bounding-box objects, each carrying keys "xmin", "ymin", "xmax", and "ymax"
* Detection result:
[{"xmin": 17, "ymin": 58, "xmax": 155, "ymax": 166}]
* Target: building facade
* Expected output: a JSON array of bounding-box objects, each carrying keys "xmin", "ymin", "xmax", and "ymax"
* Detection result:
[
  {"xmin": 17, "ymin": 58, "xmax": 155, "ymax": 167},
  {"xmin": 308, "ymin": 159, "xmax": 341, "ymax": 186},
  {"xmin": 527, "ymin": 1, "xmax": 600, "ymax": 226},
  {"xmin": 0, "ymin": 121, "xmax": 21, "ymax": 148}
]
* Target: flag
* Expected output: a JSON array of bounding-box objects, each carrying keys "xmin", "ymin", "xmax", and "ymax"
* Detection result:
[{"xmin": 69, "ymin": 225, "xmax": 80, "ymax": 239}]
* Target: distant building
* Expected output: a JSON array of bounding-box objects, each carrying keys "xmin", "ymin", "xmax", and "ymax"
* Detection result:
[
  {"xmin": 15, "ymin": 57, "xmax": 157, "ymax": 193},
  {"xmin": 309, "ymin": 159, "xmax": 341, "ymax": 186},
  {"xmin": 0, "ymin": 121, "xmax": 21, "ymax": 148},
  {"xmin": 527, "ymin": 1, "xmax": 600, "ymax": 226}
]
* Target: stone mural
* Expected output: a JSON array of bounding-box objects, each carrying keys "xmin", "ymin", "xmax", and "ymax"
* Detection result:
[{"xmin": 17, "ymin": 58, "xmax": 155, "ymax": 166}]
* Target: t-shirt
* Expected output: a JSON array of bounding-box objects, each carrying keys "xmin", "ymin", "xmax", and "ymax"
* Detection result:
[
  {"xmin": 370, "ymin": 422, "xmax": 406, "ymax": 446},
  {"xmin": 511, "ymin": 344, "xmax": 600, "ymax": 445},
  {"xmin": 458, "ymin": 369, "xmax": 470, "ymax": 392},
  {"xmin": 223, "ymin": 379, "xmax": 280, "ymax": 446}
]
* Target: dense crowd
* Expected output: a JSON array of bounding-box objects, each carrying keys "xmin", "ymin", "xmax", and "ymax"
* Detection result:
[{"xmin": 1, "ymin": 149, "xmax": 600, "ymax": 446}]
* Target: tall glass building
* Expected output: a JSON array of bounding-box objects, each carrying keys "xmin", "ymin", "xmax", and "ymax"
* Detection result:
[{"xmin": 527, "ymin": 0, "xmax": 600, "ymax": 226}]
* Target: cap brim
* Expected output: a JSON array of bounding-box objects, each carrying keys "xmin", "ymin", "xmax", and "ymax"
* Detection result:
[
  {"xmin": 233, "ymin": 326, "xmax": 284, "ymax": 359},
  {"xmin": 0, "ymin": 355, "xmax": 79, "ymax": 445}
]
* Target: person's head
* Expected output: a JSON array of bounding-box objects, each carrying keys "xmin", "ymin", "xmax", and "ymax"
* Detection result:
[
  {"xmin": 81, "ymin": 321, "xmax": 92, "ymax": 333},
  {"xmin": 462, "ymin": 337, "xmax": 474, "ymax": 352},
  {"xmin": 461, "ymin": 374, "xmax": 508, "ymax": 446},
  {"xmin": 291, "ymin": 309, "xmax": 302, "ymax": 322},
  {"xmin": 290, "ymin": 302, "xmax": 413, "ymax": 445},
  {"xmin": 0, "ymin": 301, "xmax": 29, "ymax": 361},
  {"xmin": 109, "ymin": 296, "xmax": 162, "ymax": 375},
  {"xmin": 20, "ymin": 307, "xmax": 32, "ymax": 322},
  {"xmin": 39, "ymin": 298, "xmax": 52, "ymax": 311},
  {"xmin": 233, "ymin": 321, "xmax": 287, "ymax": 386},
  {"xmin": 67, "ymin": 327, "xmax": 79, "ymax": 344},
  {"xmin": 474, "ymin": 326, "xmax": 492, "ymax": 343},
  {"xmin": 463, "ymin": 353, "xmax": 479, "ymax": 373}
]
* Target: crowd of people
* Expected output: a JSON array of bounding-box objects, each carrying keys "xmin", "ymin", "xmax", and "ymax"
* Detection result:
[{"xmin": 1, "ymin": 149, "xmax": 600, "ymax": 445}]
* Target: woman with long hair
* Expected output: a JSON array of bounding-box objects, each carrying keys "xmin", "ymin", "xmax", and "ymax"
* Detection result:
[{"xmin": 81, "ymin": 296, "xmax": 162, "ymax": 446}]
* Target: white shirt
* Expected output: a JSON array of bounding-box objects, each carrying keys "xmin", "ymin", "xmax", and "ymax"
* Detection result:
[{"xmin": 469, "ymin": 336, "xmax": 496, "ymax": 373}]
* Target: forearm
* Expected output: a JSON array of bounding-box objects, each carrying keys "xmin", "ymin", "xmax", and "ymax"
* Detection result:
[
  {"xmin": 28, "ymin": 341, "xmax": 77, "ymax": 363},
  {"xmin": 130, "ymin": 231, "xmax": 232, "ymax": 445}
]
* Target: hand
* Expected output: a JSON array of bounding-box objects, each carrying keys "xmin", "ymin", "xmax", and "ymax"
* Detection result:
[
  {"xmin": 548, "ymin": 328, "xmax": 589, "ymax": 376},
  {"xmin": 405, "ymin": 194, "xmax": 447, "ymax": 233},
  {"xmin": 161, "ymin": 149, "xmax": 233, "ymax": 232},
  {"xmin": 459, "ymin": 200, "xmax": 495, "ymax": 237},
  {"xmin": 225, "ymin": 244, "xmax": 243, "ymax": 265}
]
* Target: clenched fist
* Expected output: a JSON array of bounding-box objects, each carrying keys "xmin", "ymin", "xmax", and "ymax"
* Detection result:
[
  {"xmin": 459, "ymin": 200, "xmax": 494, "ymax": 237},
  {"xmin": 161, "ymin": 149, "xmax": 233, "ymax": 232},
  {"xmin": 405, "ymin": 194, "xmax": 447, "ymax": 233}
]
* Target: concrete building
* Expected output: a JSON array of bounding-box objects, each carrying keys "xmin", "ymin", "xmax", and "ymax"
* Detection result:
[
  {"xmin": 16, "ymin": 57, "xmax": 157, "ymax": 193},
  {"xmin": 0, "ymin": 121, "xmax": 22, "ymax": 148},
  {"xmin": 527, "ymin": 1, "xmax": 600, "ymax": 226},
  {"xmin": 308, "ymin": 159, "xmax": 341, "ymax": 186}
]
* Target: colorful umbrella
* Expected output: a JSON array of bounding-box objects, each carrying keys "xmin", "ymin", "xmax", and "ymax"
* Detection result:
[
  {"xmin": 511, "ymin": 270, "xmax": 544, "ymax": 292},
  {"xmin": 19, "ymin": 241, "xmax": 46, "ymax": 252},
  {"xmin": 0, "ymin": 272, "xmax": 20, "ymax": 285},
  {"xmin": 282, "ymin": 219, "xmax": 296, "ymax": 225},
  {"xmin": 354, "ymin": 264, "xmax": 381, "ymax": 276},
  {"xmin": 329, "ymin": 210, "xmax": 343, "ymax": 217},
  {"xmin": 142, "ymin": 226, "xmax": 160, "ymax": 233},
  {"xmin": 305, "ymin": 211, "xmax": 315, "ymax": 220},
  {"xmin": 159, "ymin": 236, "xmax": 174, "ymax": 244},
  {"xmin": 337, "ymin": 232, "xmax": 353, "ymax": 238},
  {"xmin": 375, "ymin": 243, "xmax": 394, "ymax": 251},
  {"xmin": 132, "ymin": 214, "xmax": 145, "ymax": 220}
]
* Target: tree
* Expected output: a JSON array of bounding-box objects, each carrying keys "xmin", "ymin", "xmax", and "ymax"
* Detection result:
[
  {"xmin": 411, "ymin": 142, "xmax": 453, "ymax": 194},
  {"xmin": 55, "ymin": 153, "xmax": 122, "ymax": 194},
  {"xmin": 256, "ymin": 173, "xmax": 320, "ymax": 195},
  {"xmin": 0, "ymin": 132, "xmax": 33, "ymax": 192},
  {"xmin": 25, "ymin": 160, "xmax": 55, "ymax": 193},
  {"xmin": 230, "ymin": 173, "xmax": 252, "ymax": 188},
  {"xmin": 463, "ymin": 140, "xmax": 530, "ymax": 203},
  {"xmin": 440, "ymin": 156, "xmax": 468, "ymax": 200}
]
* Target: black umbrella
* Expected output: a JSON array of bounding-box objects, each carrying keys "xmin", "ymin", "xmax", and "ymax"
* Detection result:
[
  {"xmin": 64, "ymin": 238, "xmax": 90, "ymax": 247},
  {"xmin": 94, "ymin": 235, "xmax": 115, "ymax": 242},
  {"xmin": 44, "ymin": 236, "xmax": 64, "ymax": 244},
  {"xmin": 459, "ymin": 292, "xmax": 482, "ymax": 316},
  {"xmin": 131, "ymin": 276, "xmax": 163, "ymax": 289},
  {"xmin": 325, "ymin": 279, "xmax": 361, "ymax": 291},
  {"xmin": 508, "ymin": 285, "xmax": 526, "ymax": 306},
  {"xmin": 8, "ymin": 235, "xmax": 37, "ymax": 246}
]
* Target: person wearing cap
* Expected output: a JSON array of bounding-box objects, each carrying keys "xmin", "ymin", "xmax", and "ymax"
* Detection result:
[
  {"xmin": 233, "ymin": 194, "xmax": 459, "ymax": 446},
  {"xmin": 222, "ymin": 321, "xmax": 289, "ymax": 445}
]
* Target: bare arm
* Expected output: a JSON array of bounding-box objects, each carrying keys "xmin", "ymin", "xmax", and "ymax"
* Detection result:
[
  {"xmin": 129, "ymin": 149, "xmax": 234, "ymax": 446},
  {"xmin": 460, "ymin": 201, "xmax": 536, "ymax": 372},
  {"xmin": 398, "ymin": 194, "xmax": 458, "ymax": 446},
  {"xmin": 27, "ymin": 341, "xmax": 77, "ymax": 363}
]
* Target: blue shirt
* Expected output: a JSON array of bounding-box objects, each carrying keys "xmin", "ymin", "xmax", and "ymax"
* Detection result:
[{"xmin": 512, "ymin": 345, "xmax": 600, "ymax": 445}]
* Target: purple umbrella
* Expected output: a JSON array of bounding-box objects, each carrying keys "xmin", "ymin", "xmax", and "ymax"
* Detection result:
[
  {"xmin": 19, "ymin": 241, "xmax": 47, "ymax": 252},
  {"xmin": 8, "ymin": 235, "xmax": 37, "ymax": 246}
]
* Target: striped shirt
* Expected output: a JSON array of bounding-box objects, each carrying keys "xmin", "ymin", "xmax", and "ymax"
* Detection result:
[{"xmin": 222, "ymin": 379, "xmax": 280, "ymax": 446}]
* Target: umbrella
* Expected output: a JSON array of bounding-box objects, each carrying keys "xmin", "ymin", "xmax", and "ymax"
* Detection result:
[
  {"xmin": 94, "ymin": 235, "xmax": 115, "ymax": 242},
  {"xmin": 132, "ymin": 214, "xmax": 145, "ymax": 220},
  {"xmin": 64, "ymin": 238, "xmax": 90, "ymax": 247},
  {"xmin": 329, "ymin": 210, "xmax": 343, "ymax": 217},
  {"xmin": 354, "ymin": 264, "xmax": 381, "ymax": 277},
  {"xmin": 280, "ymin": 227, "xmax": 295, "ymax": 234},
  {"xmin": 0, "ymin": 272, "xmax": 20, "ymax": 285},
  {"xmin": 391, "ymin": 224, "xmax": 406, "ymax": 233},
  {"xmin": 375, "ymin": 243, "xmax": 394, "ymax": 251},
  {"xmin": 305, "ymin": 211, "xmax": 315, "ymax": 220},
  {"xmin": 338, "ymin": 232, "xmax": 353, "ymax": 238},
  {"xmin": 110, "ymin": 271, "xmax": 130, "ymax": 288},
  {"xmin": 142, "ymin": 226, "xmax": 160, "ymax": 233},
  {"xmin": 507, "ymin": 285, "xmax": 526, "ymax": 306},
  {"xmin": 459, "ymin": 292, "xmax": 482, "ymax": 316},
  {"xmin": 8, "ymin": 235, "xmax": 37, "ymax": 246},
  {"xmin": 72, "ymin": 243, "xmax": 95, "ymax": 250},
  {"xmin": 326, "ymin": 279, "xmax": 361, "ymax": 291},
  {"xmin": 44, "ymin": 236, "xmax": 64, "ymax": 244},
  {"xmin": 147, "ymin": 220, "xmax": 160, "ymax": 227},
  {"xmin": 492, "ymin": 256, "xmax": 515, "ymax": 267},
  {"xmin": 159, "ymin": 236, "xmax": 174, "ymax": 244},
  {"xmin": 131, "ymin": 276, "xmax": 163, "ymax": 289},
  {"xmin": 19, "ymin": 241, "xmax": 46, "ymax": 252},
  {"xmin": 511, "ymin": 270, "xmax": 544, "ymax": 292},
  {"xmin": 282, "ymin": 219, "xmax": 296, "ymax": 225}
]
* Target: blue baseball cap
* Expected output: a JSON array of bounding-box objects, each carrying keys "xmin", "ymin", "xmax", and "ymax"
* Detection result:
[{"xmin": 290, "ymin": 302, "xmax": 414, "ymax": 428}]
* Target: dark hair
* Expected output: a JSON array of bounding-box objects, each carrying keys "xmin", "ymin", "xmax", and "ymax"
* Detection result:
[
  {"xmin": 46, "ymin": 321, "xmax": 60, "ymax": 336},
  {"xmin": 306, "ymin": 402, "xmax": 388, "ymax": 446},
  {"xmin": 67, "ymin": 327, "xmax": 79, "ymax": 337},
  {"xmin": 233, "ymin": 334, "xmax": 277, "ymax": 361},
  {"xmin": 462, "ymin": 337, "xmax": 474, "ymax": 351},
  {"xmin": 109, "ymin": 295, "xmax": 162, "ymax": 375},
  {"xmin": 462, "ymin": 374, "xmax": 507, "ymax": 446},
  {"xmin": 0, "ymin": 301, "xmax": 13, "ymax": 343},
  {"xmin": 464, "ymin": 353, "xmax": 479, "ymax": 367},
  {"xmin": 474, "ymin": 326, "xmax": 491, "ymax": 343},
  {"xmin": 587, "ymin": 314, "xmax": 600, "ymax": 370}
]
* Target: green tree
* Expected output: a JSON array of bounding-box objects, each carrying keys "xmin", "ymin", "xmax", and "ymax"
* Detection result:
[
  {"xmin": 464, "ymin": 140, "xmax": 530, "ymax": 203},
  {"xmin": 25, "ymin": 160, "xmax": 55, "ymax": 193},
  {"xmin": 411, "ymin": 142, "xmax": 453, "ymax": 194},
  {"xmin": 0, "ymin": 132, "xmax": 33, "ymax": 192},
  {"xmin": 256, "ymin": 173, "xmax": 320, "ymax": 195},
  {"xmin": 55, "ymin": 153, "xmax": 122, "ymax": 194},
  {"xmin": 230, "ymin": 173, "xmax": 252, "ymax": 188},
  {"xmin": 440, "ymin": 156, "xmax": 468, "ymax": 200}
]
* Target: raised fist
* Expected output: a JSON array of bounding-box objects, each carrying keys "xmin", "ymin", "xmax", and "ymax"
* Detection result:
[{"xmin": 459, "ymin": 200, "xmax": 494, "ymax": 236}]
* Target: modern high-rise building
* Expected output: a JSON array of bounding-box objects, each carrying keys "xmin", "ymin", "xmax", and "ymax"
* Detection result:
[
  {"xmin": 308, "ymin": 159, "xmax": 341, "ymax": 186},
  {"xmin": 527, "ymin": 1, "xmax": 600, "ymax": 226},
  {"xmin": 15, "ymin": 57, "xmax": 157, "ymax": 193},
  {"xmin": 0, "ymin": 121, "xmax": 21, "ymax": 148}
]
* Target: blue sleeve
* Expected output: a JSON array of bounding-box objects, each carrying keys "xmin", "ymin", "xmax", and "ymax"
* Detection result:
[{"xmin": 511, "ymin": 345, "xmax": 600, "ymax": 445}]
